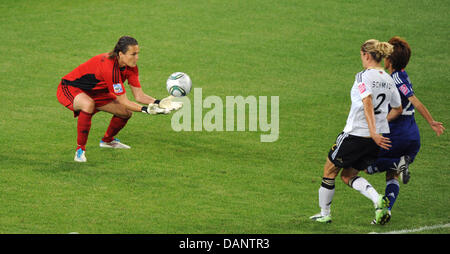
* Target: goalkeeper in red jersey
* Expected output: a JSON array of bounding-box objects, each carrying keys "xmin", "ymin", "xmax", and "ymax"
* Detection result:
[{"xmin": 57, "ymin": 36, "xmax": 171, "ymax": 162}]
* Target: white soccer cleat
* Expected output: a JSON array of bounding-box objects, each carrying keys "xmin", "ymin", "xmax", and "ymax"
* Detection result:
[
  {"xmin": 74, "ymin": 148, "xmax": 87, "ymax": 162},
  {"xmin": 99, "ymin": 138, "xmax": 131, "ymax": 149},
  {"xmin": 397, "ymin": 155, "xmax": 411, "ymax": 184}
]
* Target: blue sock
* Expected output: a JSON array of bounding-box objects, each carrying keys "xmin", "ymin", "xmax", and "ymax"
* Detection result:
[
  {"xmin": 376, "ymin": 157, "xmax": 400, "ymax": 173},
  {"xmin": 366, "ymin": 164, "xmax": 379, "ymax": 174},
  {"xmin": 385, "ymin": 179, "xmax": 400, "ymax": 210}
]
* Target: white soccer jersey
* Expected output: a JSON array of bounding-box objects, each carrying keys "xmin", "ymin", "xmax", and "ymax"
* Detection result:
[{"xmin": 343, "ymin": 69, "xmax": 401, "ymax": 137}]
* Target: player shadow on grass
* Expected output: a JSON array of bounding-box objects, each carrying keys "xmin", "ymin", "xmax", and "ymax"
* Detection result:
[{"xmin": 55, "ymin": 161, "xmax": 100, "ymax": 171}]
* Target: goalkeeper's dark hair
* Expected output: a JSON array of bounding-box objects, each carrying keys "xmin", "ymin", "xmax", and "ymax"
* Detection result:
[
  {"xmin": 387, "ymin": 36, "xmax": 411, "ymax": 71},
  {"xmin": 108, "ymin": 36, "xmax": 138, "ymax": 59}
]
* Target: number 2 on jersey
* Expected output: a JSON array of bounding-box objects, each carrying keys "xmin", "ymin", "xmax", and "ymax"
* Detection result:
[{"xmin": 374, "ymin": 93, "xmax": 386, "ymax": 115}]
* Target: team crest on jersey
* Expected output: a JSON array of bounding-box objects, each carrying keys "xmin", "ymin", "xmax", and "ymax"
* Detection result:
[
  {"xmin": 399, "ymin": 84, "xmax": 410, "ymax": 96},
  {"xmin": 113, "ymin": 83, "xmax": 123, "ymax": 93},
  {"xmin": 358, "ymin": 83, "xmax": 366, "ymax": 94}
]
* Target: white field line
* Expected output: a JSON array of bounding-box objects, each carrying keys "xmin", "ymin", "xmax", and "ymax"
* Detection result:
[{"xmin": 369, "ymin": 223, "xmax": 450, "ymax": 234}]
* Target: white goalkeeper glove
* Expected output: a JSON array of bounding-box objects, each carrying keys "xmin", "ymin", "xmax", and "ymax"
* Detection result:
[
  {"xmin": 158, "ymin": 96, "xmax": 183, "ymax": 111},
  {"xmin": 141, "ymin": 103, "xmax": 170, "ymax": 115}
]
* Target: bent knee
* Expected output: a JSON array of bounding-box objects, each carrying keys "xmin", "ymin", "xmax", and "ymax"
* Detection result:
[
  {"xmin": 340, "ymin": 174, "xmax": 351, "ymax": 185},
  {"xmin": 74, "ymin": 96, "xmax": 95, "ymax": 113},
  {"xmin": 116, "ymin": 109, "xmax": 132, "ymax": 119},
  {"xmin": 340, "ymin": 171, "xmax": 356, "ymax": 186},
  {"xmin": 82, "ymin": 103, "xmax": 96, "ymax": 113}
]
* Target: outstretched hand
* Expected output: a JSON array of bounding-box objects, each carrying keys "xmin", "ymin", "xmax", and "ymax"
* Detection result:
[
  {"xmin": 371, "ymin": 133, "xmax": 391, "ymax": 150},
  {"xmin": 143, "ymin": 103, "xmax": 170, "ymax": 114},
  {"xmin": 430, "ymin": 121, "xmax": 445, "ymax": 136},
  {"xmin": 158, "ymin": 96, "xmax": 183, "ymax": 111},
  {"xmin": 141, "ymin": 96, "xmax": 184, "ymax": 115}
]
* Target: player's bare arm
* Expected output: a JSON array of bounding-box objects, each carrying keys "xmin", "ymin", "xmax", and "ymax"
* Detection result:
[
  {"xmin": 130, "ymin": 86, "xmax": 158, "ymax": 104},
  {"xmin": 386, "ymin": 105, "xmax": 402, "ymax": 122},
  {"xmin": 408, "ymin": 95, "xmax": 445, "ymax": 136},
  {"xmin": 362, "ymin": 95, "xmax": 391, "ymax": 150},
  {"xmin": 115, "ymin": 93, "xmax": 145, "ymax": 112}
]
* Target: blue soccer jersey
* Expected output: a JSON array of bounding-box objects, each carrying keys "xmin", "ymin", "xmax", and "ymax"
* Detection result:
[
  {"xmin": 376, "ymin": 69, "xmax": 421, "ymax": 172},
  {"xmin": 388, "ymin": 70, "xmax": 420, "ymax": 137},
  {"xmin": 391, "ymin": 70, "xmax": 415, "ymax": 116}
]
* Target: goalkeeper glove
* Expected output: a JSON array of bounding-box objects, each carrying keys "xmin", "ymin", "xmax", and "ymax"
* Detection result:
[
  {"xmin": 141, "ymin": 103, "xmax": 169, "ymax": 114},
  {"xmin": 158, "ymin": 96, "xmax": 183, "ymax": 111}
]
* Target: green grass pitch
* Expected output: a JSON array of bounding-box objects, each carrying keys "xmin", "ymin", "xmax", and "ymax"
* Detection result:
[{"xmin": 0, "ymin": 0, "xmax": 448, "ymax": 234}]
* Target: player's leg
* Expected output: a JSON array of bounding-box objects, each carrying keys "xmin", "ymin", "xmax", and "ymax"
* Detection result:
[
  {"xmin": 72, "ymin": 93, "xmax": 96, "ymax": 162},
  {"xmin": 311, "ymin": 132, "xmax": 351, "ymax": 223},
  {"xmin": 311, "ymin": 158, "xmax": 340, "ymax": 222},
  {"xmin": 341, "ymin": 167, "xmax": 390, "ymax": 224},
  {"xmin": 343, "ymin": 136, "xmax": 390, "ymax": 224},
  {"xmin": 399, "ymin": 138, "xmax": 420, "ymax": 184},
  {"xmin": 331, "ymin": 133, "xmax": 380, "ymax": 204},
  {"xmin": 341, "ymin": 168, "xmax": 381, "ymax": 205},
  {"xmin": 367, "ymin": 139, "xmax": 402, "ymax": 215},
  {"xmin": 369, "ymin": 139, "xmax": 418, "ymax": 221},
  {"xmin": 367, "ymin": 157, "xmax": 397, "ymax": 173},
  {"xmin": 382, "ymin": 137, "xmax": 420, "ymax": 211},
  {"xmin": 363, "ymin": 136, "xmax": 403, "ymax": 221},
  {"xmin": 385, "ymin": 171, "xmax": 400, "ymax": 211},
  {"xmin": 366, "ymin": 134, "xmax": 402, "ymax": 174},
  {"xmin": 96, "ymin": 100, "xmax": 133, "ymax": 149},
  {"xmin": 73, "ymin": 92, "xmax": 96, "ymax": 113},
  {"xmin": 57, "ymin": 83, "xmax": 96, "ymax": 162}
]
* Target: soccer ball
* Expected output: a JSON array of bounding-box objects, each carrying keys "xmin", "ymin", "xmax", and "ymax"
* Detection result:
[{"xmin": 166, "ymin": 72, "xmax": 192, "ymax": 97}]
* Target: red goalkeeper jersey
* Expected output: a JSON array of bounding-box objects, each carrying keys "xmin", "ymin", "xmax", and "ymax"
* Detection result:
[{"xmin": 61, "ymin": 53, "xmax": 141, "ymax": 96}]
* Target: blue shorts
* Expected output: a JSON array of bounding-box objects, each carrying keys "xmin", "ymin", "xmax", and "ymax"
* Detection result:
[{"xmin": 375, "ymin": 116, "xmax": 421, "ymax": 172}]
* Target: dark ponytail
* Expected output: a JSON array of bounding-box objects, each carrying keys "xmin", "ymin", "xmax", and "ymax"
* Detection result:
[
  {"xmin": 387, "ymin": 36, "xmax": 411, "ymax": 71},
  {"xmin": 108, "ymin": 36, "xmax": 138, "ymax": 59}
]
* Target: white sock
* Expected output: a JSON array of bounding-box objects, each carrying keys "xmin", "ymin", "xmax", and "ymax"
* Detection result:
[
  {"xmin": 318, "ymin": 177, "xmax": 335, "ymax": 216},
  {"xmin": 350, "ymin": 176, "xmax": 380, "ymax": 207},
  {"xmin": 319, "ymin": 186, "xmax": 334, "ymax": 216}
]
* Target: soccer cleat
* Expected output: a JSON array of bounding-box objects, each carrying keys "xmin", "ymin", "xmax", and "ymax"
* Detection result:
[
  {"xmin": 99, "ymin": 138, "xmax": 131, "ymax": 149},
  {"xmin": 374, "ymin": 195, "xmax": 390, "ymax": 225},
  {"xmin": 371, "ymin": 210, "xmax": 391, "ymax": 225},
  {"xmin": 74, "ymin": 148, "xmax": 87, "ymax": 162},
  {"xmin": 310, "ymin": 213, "xmax": 332, "ymax": 223},
  {"xmin": 397, "ymin": 155, "xmax": 411, "ymax": 184}
]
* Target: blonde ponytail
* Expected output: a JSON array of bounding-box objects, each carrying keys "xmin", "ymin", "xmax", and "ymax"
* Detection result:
[
  {"xmin": 376, "ymin": 42, "xmax": 394, "ymax": 58},
  {"xmin": 361, "ymin": 39, "xmax": 393, "ymax": 62}
]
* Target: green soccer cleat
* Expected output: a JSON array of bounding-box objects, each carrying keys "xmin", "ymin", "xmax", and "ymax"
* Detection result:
[
  {"xmin": 372, "ymin": 210, "xmax": 391, "ymax": 225},
  {"xmin": 310, "ymin": 213, "xmax": 332, "ymax": 223},
  {"xmin": 374, "ymin": 195, "xmax": 390, "ymax": 225}
]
